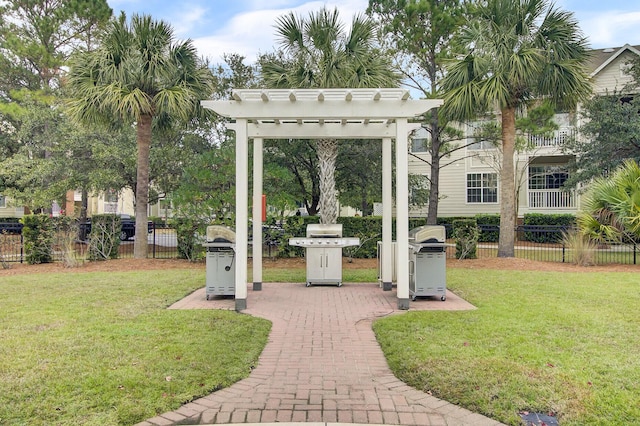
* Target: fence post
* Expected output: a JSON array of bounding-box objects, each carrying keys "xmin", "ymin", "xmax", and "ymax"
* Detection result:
[
  {"xmin": 562, "ymin": 242, "xmax": 565, "ymax": 263},
  {"xmin": 152, "ymin": 225, "xmax": 156, "ymax": 259},
  {"xmin": 634, "ymin": 243, "xmax": 637, "ymax": 265},
  {"xmin": 20, "ymin": 233, "xmax": 24, "ymax": 263}
]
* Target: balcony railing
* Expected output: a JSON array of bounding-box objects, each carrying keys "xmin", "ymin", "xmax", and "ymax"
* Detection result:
[
  {"xmin": 528, "ymin": 127, "xmax": 576, "ymax": 148},
  {"xmin": 528, "ymin": 189, "xmax": 576, "ymax": 209}
]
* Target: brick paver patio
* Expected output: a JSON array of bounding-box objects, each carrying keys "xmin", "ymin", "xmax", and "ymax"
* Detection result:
[{"xmin": 136, "ymin": 283, "xmax": 504, "ymax": 426}]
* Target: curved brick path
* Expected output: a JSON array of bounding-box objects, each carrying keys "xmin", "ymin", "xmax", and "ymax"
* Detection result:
[{"xmin": 138, "ymin": 283, "xmax": 504, "ymax": 426}]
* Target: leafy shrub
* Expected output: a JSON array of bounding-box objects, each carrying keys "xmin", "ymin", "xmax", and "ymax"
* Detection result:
[
  {"xmin": 523, "ymin": 213, "xmax": 575, "ymax": 243},
  {"xmin": 453, "ymin": 219, "xmax": 479, "ymax": 259},
  {"xmin": 277, "ymin": 215, "xmax": 318, "ymax": 258},
  {"xmin": 88, "ymin": 214, "xmax": 121, "ymax": 260},
  {"xmin": 475, "ymin": 214, "xmax": 500, "ymax": 242},
  {"xmin": 436, "ymin": 217, "xmax": 467, "ymax": 238},
  {"xmin": 339, "ymin": 216, "xmax": 384, "ymax": 259},
  {"xmin": 170, "ymin": 217, "xmax": 206, "ymax": 261},
  {"xmin": 21, "ymin": 214, "xmax": 54, "ymax": 264}
]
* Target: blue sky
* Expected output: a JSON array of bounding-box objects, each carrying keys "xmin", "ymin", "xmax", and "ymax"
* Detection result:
[{"xmin": 106, "ymin": 0, "xmax": 640, "ymax": 65}]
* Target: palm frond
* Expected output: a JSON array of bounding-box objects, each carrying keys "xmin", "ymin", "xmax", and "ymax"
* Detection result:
[{"xmin": 262, "ymin": 6, "xmax": 398, "ymax": 90}]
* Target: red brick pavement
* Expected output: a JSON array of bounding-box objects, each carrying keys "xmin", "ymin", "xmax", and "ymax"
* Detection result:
[{"xmin": 137, "ymin": 283, "xmax": 503, "ymax": 426}]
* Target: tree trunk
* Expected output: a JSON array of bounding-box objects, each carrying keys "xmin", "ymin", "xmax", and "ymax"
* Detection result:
[
  {"xmin": 498, "ymin": 107, "xmax": 516, "ymax": 257},
  {"xmin": 133, "ymin": 114, "xmax": 152, "ymax": 259},
  {"xmin": 427, "ymin": 112, "xmax": 441, "ymax": 225},
  {"xmin": 317, "ymin": 139, "xmax": 338, "ymax": 224},
  {"xmin": 80, "ymin": 189, "xmax": 88, "ymax": 221}
]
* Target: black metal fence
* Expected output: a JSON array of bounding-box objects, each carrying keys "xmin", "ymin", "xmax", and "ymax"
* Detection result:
[
  {"xmin": 0, "ymin": 224, "xmax": 180, "ymax": 263},
  {"xmin": 1, "ymin": 223, "xmax": 638, "ymax": 265},
  {"xmin": 441, "ymin": 224, "xmax": 638, "ymax": 265}
]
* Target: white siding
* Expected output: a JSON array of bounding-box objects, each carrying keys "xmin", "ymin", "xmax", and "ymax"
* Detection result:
[
  {"xmin": 591, "ymin": 51, "xmax": 637, "ymax": 94},
  {"xmin": 407, "ymin": 45, "xmax": 640, "ymax": 219}
]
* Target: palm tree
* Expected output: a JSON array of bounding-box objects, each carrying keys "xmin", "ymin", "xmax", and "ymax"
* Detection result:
[
  {"xmin": 578, "ymin": 160, "xmax": 640, "ymax": 243},
  {"xmin": 261, "ymin": 7, "xmax": 400, "ymax": 224},
  {"xmin": 441, "ymin": 0, "xmax": 591, "ymax": 257},
  {"xmin": 66, "ymin": 13, "xmax": 213, "ymax": 258}
]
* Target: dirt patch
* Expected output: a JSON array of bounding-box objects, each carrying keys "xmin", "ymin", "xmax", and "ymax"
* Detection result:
[{"xmin": 1, "ymin": 255, "xmax": 638, "ymax": 276}]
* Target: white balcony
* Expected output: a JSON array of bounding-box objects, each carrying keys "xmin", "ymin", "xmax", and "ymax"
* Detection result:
[
  {"xmin": 528, "ymin": 127, "xmax": 576, "ymax": 148},
  {"xmin": 528, "ymin": 189, "xmax": 576, "ymax": 209}
]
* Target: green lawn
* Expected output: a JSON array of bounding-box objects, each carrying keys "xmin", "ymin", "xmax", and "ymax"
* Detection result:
[
  {"xmin": 0, "ymin": 269, "xmax": 270, "ymax": 426},
  {"xmin": 374, "ymin": 268, "xmax": 640, "ymax": 426},
  {"xmin": 3, "ymin": 263, "xmax": 638, "ymax": 426}
]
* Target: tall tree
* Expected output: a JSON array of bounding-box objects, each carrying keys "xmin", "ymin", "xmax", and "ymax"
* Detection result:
[
  {"xmin": 0, "ymin": 0, "xmax": 112, "ymax": 207},
  {"xmin": 565, "ymin": 92, "xmax": 640, "ymax": 187},
  {"xmin": 67, "ymin": 13, "xmax": 213, "ymax": 258},
  {"xmin": 263, "ymin": 138, "xmax": 321, "ymax": 216},
  {"xmin": 260, "ymin": 7, "xmax": 400, "ymax": 224},
  {"xmin": 367, "ymin": 0, "xmax": 466, "ymax": 224},
  {"xmin": 0, "ymin": 0, "xmax": 112, "ymax": 93},
  {"xmin": 336, "ymin": 140, "xmax": 382, "ymax": 215},
  {"xmin": 441, "ymin": 0, "xmax": 591, "ymax": 257}
]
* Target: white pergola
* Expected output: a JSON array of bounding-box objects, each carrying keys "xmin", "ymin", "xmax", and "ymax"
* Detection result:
[{"xmin": 202, "ymin": 88, "xmax": 443, "ymax": 311}]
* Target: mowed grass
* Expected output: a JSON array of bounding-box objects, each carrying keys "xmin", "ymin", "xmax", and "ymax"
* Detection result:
[
  {"xmin": 373, "ymin": 268, "xmax": 640, "ymax": 425},
  {"xmin": 0, "ymin": 269, "xmax": 270, "ymax": 426}
]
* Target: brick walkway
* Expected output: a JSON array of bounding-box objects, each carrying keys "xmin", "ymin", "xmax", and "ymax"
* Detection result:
[{"xmin": 137, "ymin": 283, "xmax": 504, "ymax": 426}]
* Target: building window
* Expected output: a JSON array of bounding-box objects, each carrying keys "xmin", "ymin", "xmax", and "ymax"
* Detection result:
[
  {"xmin": 0, "ymin": 194, "xmax": 5, "ymax": 208},
  {"xmin": 412, "ymin": 137, "xmax": 428, "ymax": 152},
  {"xmin": 468, "ymin": 120, "xmax": 498, "ymax": 150},
  {"xmin": 467, "ymin": 173, "xmax": 498, "ymax": 203},
  {"xmin": 411, "ymin": 127, "xmax": 429, "ymax": 152},
  {"xmin": 528, "ymin": 165, "xmax": 568, "ymax": 189}
]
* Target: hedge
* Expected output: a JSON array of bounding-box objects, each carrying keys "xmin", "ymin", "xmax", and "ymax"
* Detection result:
[
  {"xmin": 522, "ymin": 213, "xmax": 575, "ymax": 243},
  {"xmin": 474, "ymin": 214, "xmax": 500, "ymax": 242},
  {"xmin": 20, "ymin": 214, "xmax": 54, "ymax": 264}
]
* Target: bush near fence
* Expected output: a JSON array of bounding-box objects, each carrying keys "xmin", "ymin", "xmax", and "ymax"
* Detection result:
[
  {"xmin": 453, "ymin": 219, "xmax": 479, "ymax": 259},
  {"xmin": 21, "ymin": 215, "xmax": 54, "ymax": 264},
  {"xmin": 523, "ymin": 213, "xmax": 575, "ymax": 243},
  {"xmin": 1, "ymin": 214, "xmax": 637, "ymax": 266}
]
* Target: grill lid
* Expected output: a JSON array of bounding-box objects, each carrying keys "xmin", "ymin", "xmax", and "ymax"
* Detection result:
[
  {"xmin": 409, "ymin": 225, "xmax": 446, "ymax": 243},
  {"xmin": 306, "ymin": 223, "xmax": 342, "ymax": 238},
  {"xmin": 206, "ymin": 225, "xmax": 236, "ymax": 243}
]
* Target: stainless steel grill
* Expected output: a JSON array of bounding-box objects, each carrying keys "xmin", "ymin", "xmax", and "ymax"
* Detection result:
[
  {"xmin": 203, "ymin": 225, "xmax": 236, "ymax": 299},
  {"xmin": 408, "ymin": 225, "xmax": 447, "ymax": 301},
  {"xmin": 409, "ymin": 225, "xmax": 446, "ymax": 252},
  {"xmin": 289, "ymin": 224, "xmax": 359, "ymax": 286}
]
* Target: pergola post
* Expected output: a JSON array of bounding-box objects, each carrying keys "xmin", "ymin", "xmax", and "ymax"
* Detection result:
[
  {"xmin": 234, "ymin": 119, "xmax": 248, "ymax": 311},
  {"xmin": 395, "ymin": 119, "xmax": 410, "ymax": 310},
  {"xmin": 252, "ymin": 138, "xmax": 263, "ymax": 291},
  {"xmin": 381, "ymin": 137, "xmax": 393, "ymax": 291}
]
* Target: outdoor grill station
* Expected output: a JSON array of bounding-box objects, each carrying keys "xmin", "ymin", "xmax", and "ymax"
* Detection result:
[
  {"xmin": 203, "ymin": 225, "xmax": 236, "ymax": 299},
  {"xmin": 289, "ymin": 223, "xmax": 359, "ymax": 286},
  {"xmin": 408, "ymin": 225, "xmax": 447, "ymax": 301},
  {"xmin": 202, "ymin": 88, "xmax": 443, "ymax": 311}
]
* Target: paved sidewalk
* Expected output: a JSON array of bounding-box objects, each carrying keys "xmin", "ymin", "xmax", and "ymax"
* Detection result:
[{"xmin": 137, "ymin": 283, "xmax": 504, "ymax": 426}]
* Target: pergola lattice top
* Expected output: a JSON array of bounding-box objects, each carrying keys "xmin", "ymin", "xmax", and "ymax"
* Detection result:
[{"xmin": 201, "ymin": 88, "xmax": 441, "ymax": 139}]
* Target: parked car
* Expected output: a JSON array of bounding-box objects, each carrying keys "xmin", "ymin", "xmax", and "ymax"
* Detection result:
[
  {"xmin": 80, "ymin": 214, "xmax": 153, "ymax": 241},
  {"xmin": 0, "ymin": 221, "xmax": 23, "ymax": 235}
]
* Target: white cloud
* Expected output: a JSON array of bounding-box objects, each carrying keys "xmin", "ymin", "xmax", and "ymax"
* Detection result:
[
  {"xmin": 576, "ymin": 10, "xmax": 640, "ymax": 48},
  {"xmin": 191, "ymin": 0, "xmax": 369, "ymax": 64},
  {"xmin": 172, "ymin": 5, "xmax": 208, "ymax": 36}
]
